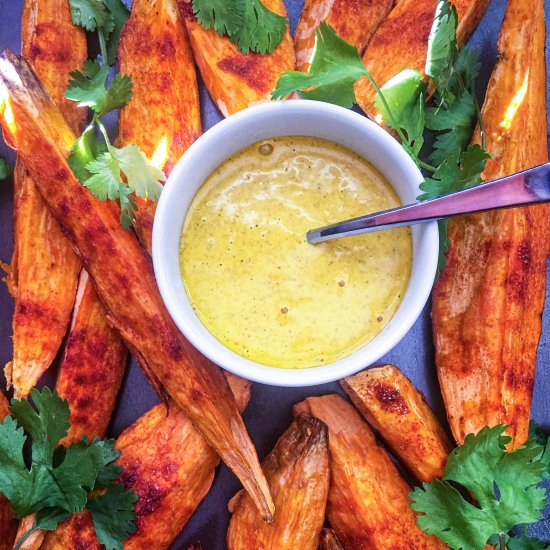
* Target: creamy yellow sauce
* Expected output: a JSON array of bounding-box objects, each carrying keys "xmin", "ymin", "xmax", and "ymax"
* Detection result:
[{"xmin": 180, "ymin": 136, "xmax": 412, "ymax": 369}]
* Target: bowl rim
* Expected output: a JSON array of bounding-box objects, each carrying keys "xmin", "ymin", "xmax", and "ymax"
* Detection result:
[{"xmin": 152, "ymin": 100, "xmax": 438, "ymax": 387}]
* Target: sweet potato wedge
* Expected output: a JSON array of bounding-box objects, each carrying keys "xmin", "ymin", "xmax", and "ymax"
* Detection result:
[
  {"xmin": 118, "ymin": 0, "xmax": 201, "ymax": 254},
  {"xmin": 341, "ymin": 365, "xmax": 452, "ymax": 482},
  {"xmin": 0, "ymin": 52, "xmax": 273, "ymax": 521},
  {"xmin": 295, "ymin": 395, "xmax": 446, "ymax": 549},
  {"xmin": 6, "ymin": 0, "xmax": 86, "ymax": 398},
  {"xmin": 294, "ymin": 0, "xmax": 393, "ymax": 71},
  {"xmin": 319, "ymin": 528, "xmax": 344, "ymax": 550},
  {"xmin": 227, "ymin": 413, "xmax": 329, "ymax": 550},
  {"xmin": 354, "ymin": 0, "xmax": 490, "ymax": 116},
  {"xmin": 41, "ymin": 373, "xmax": 252, "ymax": 550},
  {"xmin": 56, "ymin": 271, "xmax": 127, "ymax": 445},
  {"xmin": 432, "ymin": 0, "xmax": 549, "ymax": 449},
  {"xmin": 179, "ymin": 0, "xmax": 296, "ymax": 116},
  {"xmin": 0, "ymin": 393, "xmax": 18, "ymax": 550}
]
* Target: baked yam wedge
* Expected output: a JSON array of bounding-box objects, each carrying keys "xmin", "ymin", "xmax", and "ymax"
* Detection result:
[
  {"xmin": 354, "ymin": 0, "xmax": 490, "ymax": 116},
  {"xmin": 294, "ymin": 0, "xmax": 394, "ymax": 71},
  {"xmin": 6, "ymin": 0, "xmax": 86, "ymax": 398},
  {"xmin": 319, "ymin": 529, "xmax": 344, "ymax": 550},
  {"xmin": 341, "ymin": 365, "xmax": 452, "ymax": 482},
  {"xmin": 227, "ymin": 414, "xmax": 329, "ymax": 550},
  {"xmin": 56, "ymin": 271, "xmax": 127, "ymax": 445},
  {"xmin": 0, "ymin": 52, "xmax": 273, "ymax": 522},
  {"xmin": 432, "ymin": 0, "xmax": 549, "ymax": 448},
  {"xmin": 0, "ymin": 393, "xmax": 18, "ymax": 550},
  {"xmin": 295, "ymin": 395, "xmax": 446, "ymax": 549},
  {"xmin": 179, "ymin": 0, "xmax": 295, "ymax": 116},
  {"xmin": 118, "ymin": 0, "xmax": 201, "ymax": 254},
  {"xmin": 41, "ymin": 373, "xmax": 251, "ymax": 550}
]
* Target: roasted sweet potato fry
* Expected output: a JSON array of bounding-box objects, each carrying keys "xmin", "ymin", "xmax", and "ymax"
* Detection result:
[
  {"xmin": 341, "ymin": 365, "xmax": 452, "ymax": 482},
  {"xmin": 179, "ymin": 0, "xmax": 296, "ymax": 116},
  {"xmin": 432, "ymin": 0, "xmax": 549, "ymax": 449},
  {"xmin": 295, "ymin": 395, "xmax": 446, "ymax": 549},
  {"xmin": 354, "ymin": 0, "xmax": 490, "ymax": 116},
  {"xmin": 227, "ymin": 414, "xmax": 329, "ymax": 550},
  {"xmin": 118, "ymin": 0, "xmax": 201, "ymax": 254},
  {"xmin": 294, "ymin": 0, "xmax": 393, "ymax": 71},
  {"xmin": 319, "ymin": 528, "xmax": 344, "ymax": 550},
  {"xmin": 41, "ymin": 373, "xmax": 252, "ymax": 550},
  {"xmin": 0, "ymin": 393, "xmax": 18, "ymax": 550},
  {"xmin": 0, "ymin": 53, "xmax": 273, "ymax": 521},
  {"xmin": 6, "ymin": 0, "xmax": 87, "ymax": 398},
  {"xmin": 56, "ymin": 271, "xmax": 127, "ymax": 445}
]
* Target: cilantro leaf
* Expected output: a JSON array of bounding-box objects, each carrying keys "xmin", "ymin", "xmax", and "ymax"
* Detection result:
[
  {"xmin": 508, "ymin": 536, "xmax": 550, "ymax": 550},
  {"xmin": 87, "ymin": 485, "xmax": 137, "ymax": 550},
  {"xmin": 453, "ymin": 47, "xmax": 481, "ymax": 91},
  {"xmin": 102, "ymin": 0, "xmax": 130, "ymax": 65},
  {"xmin": 192, "ymin": 0, "xmax": 244, "ymax": 37},
  {"xmin": 51, "ymin": 439, "xmax": 107, "ymax": 513},
  {"xmin": 9, "ymin": 387, "xmax": 70, "ymax": 467},
  {"xmin": 69, "ymin": 0, "xmax": 111, "ymax": 32},
  {"xmin": 272, "ymin": 22, "xmax": 367, "ymax": 107},
  {"xmin": 0, "ymin": 416, "xmax": 35, "ymax": 517},
  {"xmin": 34, "ymin": 507, "xmax": 72, "ymax": 531},
  {"xmin": 231, "ymin": 0, "xmax": 287, "ymax": 55},
  {"xmin": 90, "ymin": 438, "xmax": 122, "ymax": 489},
  {"xmin": 119, "ymin": 187, "xmax": 138, "ymax": 230},
  {"xmin": 411, "ymin": 426, "xmax": 548, "ymax": 550},
  {"xmin": 529, "ymin": 422, "xmax": 550, "ymax": 479},
  {"xmin": 0, "ymin": 157, "xmax": 11, "ymax": 180},
  {"xmin": 65, "ymin": 61, "xmax": 132, "ymax": 117},
  {"xmin": 85, "ymin": 151, "xmax": 122, "ymax": 201},
  {"xmin": 110, "ymin": 144, "xmax": 165, "ymax": 201},
  {"xmin": 425, "ymin": 0, "xmax": 459, "ymax": 104},
  {"xmin": 68, "ymin": 123, "xmax": 108, "ymax": 183},
  {"xmin": 374, "ymin": 69, "xmax": 426, "ymax": 155}
]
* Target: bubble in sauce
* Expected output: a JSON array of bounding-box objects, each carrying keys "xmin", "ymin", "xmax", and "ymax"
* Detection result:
[{"xmin": 259, "ymin": 143, "xmax": 274, "ymax": 156}]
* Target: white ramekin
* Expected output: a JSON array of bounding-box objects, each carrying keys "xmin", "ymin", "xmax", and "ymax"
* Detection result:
[{"xmin": 153, "ymin": 100, "xmax": 438, "ymax": 387}]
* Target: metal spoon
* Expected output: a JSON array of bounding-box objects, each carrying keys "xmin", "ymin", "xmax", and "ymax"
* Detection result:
[{"xmin": 307, "ymin": 163, "xmax": 550, "ymax": 244}]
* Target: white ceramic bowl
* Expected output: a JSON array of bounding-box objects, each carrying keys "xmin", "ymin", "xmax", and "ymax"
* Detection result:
[{"xmin": 153, "ymin": 100, "xmax": 438, "ymax": 387}]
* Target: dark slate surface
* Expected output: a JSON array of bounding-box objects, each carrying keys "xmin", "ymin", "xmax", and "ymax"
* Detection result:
[{"xmin": 0, "ymin": 1, "xmax": 549, "ymax": 547}]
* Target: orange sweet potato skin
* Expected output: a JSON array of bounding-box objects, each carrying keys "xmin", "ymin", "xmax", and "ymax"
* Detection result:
[
  {"xmin": 341, "ymin": 365, "xmax": 452, "ymax": 482},
  {"xmin": 179, "ymin": 0, "xmax": 296, "ymax": 116},
  {"xmin": 227, "ymin": 414, "xmax": 329, "ymax": 550},
  {"xmin": 294, "ymin": 0, "xmax": 394, "ymax": 71},
  {"xmin": 295, "ymin": 395, "xmax": 446, "ymax": 550},
  {"xmin": 42, "ymin": 374, "xmax": 252, "ymax": 550},
  {"xmin": 354, "ymin": 0, "xmax": 490, "ymax": 116},
  {"xmin": 56, "ymin": 271, "xmax": 127, "ymax": 445},
  {"xmin": 319, "ymin": 528, "xmax": 344, "ymax": 550},
  {"xmin": 0, "ymin": 52, "xmax": 272, "ymax": 521},
  {"xmin": 432, "ymin": 0, "xmax": 549, "ymax": 449},
  {"xmin": 0, "ymin": 393, "xmax": 18, "ymax": 550},
  {"xmin": 118, "ymin": 0, "xmax": 201, "ymax": 254},
  {"xmin": 7, "ymin": 0, "xmax": 86, "ymax": 398}
]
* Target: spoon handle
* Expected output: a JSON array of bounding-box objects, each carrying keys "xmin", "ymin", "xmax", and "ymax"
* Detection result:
[{"xmin": 307, "ymin": 163, "xmax": 550, "ymax": 244}]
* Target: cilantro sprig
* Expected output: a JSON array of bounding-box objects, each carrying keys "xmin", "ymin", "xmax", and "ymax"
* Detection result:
[
  {"xmin": 67, "ymin": 0, "xmax": 165, "ymax": 229},
  {"xmin": 272, "ymin": 0, "xmax": 491, "ymax": 274},
  {"xmin": 0, "ymin": 388, "xmax": 136, "ymax": 550},
  {"xmin": 410, "ymin": 426, "xmax": 549, "ymax": 550},
  {"xmin": 192, "ymin": 0, "xmax": 287, "ymax": 55},
  {"xmin": 0, "ymin": 156, "xmax": 11, "ymax": 180}
]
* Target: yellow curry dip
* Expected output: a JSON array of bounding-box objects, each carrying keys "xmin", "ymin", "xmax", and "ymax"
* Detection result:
[{"xmin": 180, "ymin": 136, "xmax": 412, "ymax": 369}]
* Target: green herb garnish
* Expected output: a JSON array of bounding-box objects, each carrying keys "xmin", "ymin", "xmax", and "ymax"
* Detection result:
[
  {"xmin": 67, "ymin": 0, "xmax": 164, "ymax": 229},
  {"xmin": 192, "ymin": 0, "xmax": 287, "ymax": 55},
  {"xmin": 410, "ymin": 425, "xmax": 548, "ymax": 550},
  {"xmin": 0, "ymin": 156, "xmax": 11, "ymax": 180},
  {"xmin": 0, "ymin": 387, "xmax": 137, "ymax": 550},
  {"xmin": 272, "ymin": 0, "xmax": 491, "ymax": 274}
]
